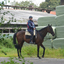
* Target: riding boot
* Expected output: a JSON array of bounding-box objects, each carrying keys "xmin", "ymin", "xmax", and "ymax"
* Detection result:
[{"xmin": 30, "ymin": 35, "xmax": 33, "ymax": 44}]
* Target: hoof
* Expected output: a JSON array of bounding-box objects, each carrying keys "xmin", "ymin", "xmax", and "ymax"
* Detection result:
[
  {"xmin": 18, "ymin": 56, "xmax": 20, "ymax": 59},
  {"xmin": 42, "ymin": 55, "xmax": 44, "ymax": 58},
  {"xmin": 38, "ymin": 56, "xmax": 41, "ymax": 59}
]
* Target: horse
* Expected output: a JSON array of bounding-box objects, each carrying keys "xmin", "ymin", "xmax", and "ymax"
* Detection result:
[{"xmin": 13, "ymin": 24, "xmax": 55, "ymax": 59}]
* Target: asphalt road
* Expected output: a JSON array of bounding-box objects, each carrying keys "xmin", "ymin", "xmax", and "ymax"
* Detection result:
[{"xmin": 0, "ymin": 57, "xmax": 64, "ymax": 64}]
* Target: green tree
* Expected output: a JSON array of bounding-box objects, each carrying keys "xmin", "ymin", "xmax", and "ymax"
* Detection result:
[
  {"xmin": 48, "ymin": 0, "xmax": 60, "ymax": 10},
  {"xmin": 11, "ymin": 1, "xmax": 38, "ymax": 8},
  {"xmin": 39, "ymin": 0, "xmax": 60, "ymax": 10},
  {"xmin": 40, "ymin": 2, "xmax": 48, "ymax": 9},
  {"xmin": 46, "ymin": 0, "xmax": 50, "ymax": 2}
]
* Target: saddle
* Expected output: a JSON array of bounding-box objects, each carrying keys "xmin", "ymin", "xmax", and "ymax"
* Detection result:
[{"xmin": 25, "ymin": 29, "xmax": 37, "ymax": 39}]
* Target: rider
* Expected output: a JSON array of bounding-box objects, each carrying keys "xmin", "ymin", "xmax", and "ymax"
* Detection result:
[{"xmin": 27, "ymin": 16, "xmax": 35, "ymax": 44}]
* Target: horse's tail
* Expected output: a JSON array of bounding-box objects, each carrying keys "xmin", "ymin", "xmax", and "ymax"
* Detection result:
[{"xmin": 13, "ymin": 33, "xmax": 21, "ymax": 49}]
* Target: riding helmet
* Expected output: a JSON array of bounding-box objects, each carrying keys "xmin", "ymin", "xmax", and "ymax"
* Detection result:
[{"xmin": 29, "ymin": 16, "xmax": 33, "ymax": 18}]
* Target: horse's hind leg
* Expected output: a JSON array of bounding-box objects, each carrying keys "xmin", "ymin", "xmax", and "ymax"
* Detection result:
[
  {"xmin": 19, "ymin": 41, "xmax": 24, "ymax": 57},
  {"xmin": 20, "ymin": 48, "xmax": 21, "ymax": 56},
  {"xmin": 19, "ymin": 47, "xmax": 23, "ymax": 57},
  {"xmin": 41, "ymin": 44, "xmax": 45, "ymax": 58},
  {"xmin": 17, "ymin": 49, "xmax": 20, "ymax": 58}
]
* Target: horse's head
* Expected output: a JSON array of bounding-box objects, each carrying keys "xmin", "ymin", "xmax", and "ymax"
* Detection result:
[{"xmin": 47, "ymin": 24, "xmax": 55, "ymax": 36}]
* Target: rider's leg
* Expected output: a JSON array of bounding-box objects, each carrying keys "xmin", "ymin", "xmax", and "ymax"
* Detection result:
[{"xmin": 29, "ymin": 31, "xmax": 33, "ymax": 44}]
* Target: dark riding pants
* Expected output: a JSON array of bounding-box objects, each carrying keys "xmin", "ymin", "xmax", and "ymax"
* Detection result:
[{"xmin": 29, "ymin": 31, "xmax": 33, "ymax": 42}]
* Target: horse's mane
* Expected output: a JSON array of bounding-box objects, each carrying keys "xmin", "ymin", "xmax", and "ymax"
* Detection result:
[{"xmin": 38, "ymin": 26, "xmax": 47, "ymax": 32}]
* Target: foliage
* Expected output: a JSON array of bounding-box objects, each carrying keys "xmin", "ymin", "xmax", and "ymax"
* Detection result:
[
  {"xmin": 11, "ymin": 1, "xmax": 38, "ymax": 8},
  {"xmin": 0, "ymin": 2, "xmax": 20, "ymax": 41},
  {"xmin": 0, "ymin": 38, "xmax": 14, "ymax": 48},
  {"xmin": 39, "ymin": 2, "xmax": 48, "ymax": 9},
  {"xmin": 1, "ymin": 57, "xmax": 33, "ymax": 64},
  {"xmin": 46, "ymin": 0, "xmax": 50, "ymax": 2},
  {"xmin": 1, "ymin": 58, "xmax": 19, "ymax": 64},
  {"xmin": 0, "ymin": 2, "xmax": 18, "ymax": 48},
  {"xmin": 39, "ymin": 0, "xmax": 60, "ymax": 10}
]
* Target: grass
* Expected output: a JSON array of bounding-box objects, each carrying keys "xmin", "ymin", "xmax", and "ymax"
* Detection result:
[
  {"xmin": 0, "ymin": 45, "xmax": 64, "ymax": 59},
  {"xmin": 0, "ymin": 38, "xmax": 64, "ymax": 58}
]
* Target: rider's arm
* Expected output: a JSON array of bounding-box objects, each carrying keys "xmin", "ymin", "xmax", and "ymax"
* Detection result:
[
  {"xmin": 28, "ymin": 22, "xmax": 33, "ymax": 29},
  {"xmin": 33, "ymin": 22, "xmax": 35, "ymax": 29},
  {"xmin": 33, "ymin": 24, "xmax": 35, "ymax": 29}
]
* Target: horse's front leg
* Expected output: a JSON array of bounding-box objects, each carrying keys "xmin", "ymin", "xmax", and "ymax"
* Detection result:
[
  {"xmin": 40, "ymin": 44, "xmax": 45, "ymax": 58},
  {"xmin": 37, "ymin": 45, "xmax": 41, "ymax": 59}
]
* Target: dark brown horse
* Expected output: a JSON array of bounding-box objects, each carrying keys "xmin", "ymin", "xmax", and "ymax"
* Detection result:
[{"xmin": 13, "ymin": 24, "xmax": 55, "ymax": 59}]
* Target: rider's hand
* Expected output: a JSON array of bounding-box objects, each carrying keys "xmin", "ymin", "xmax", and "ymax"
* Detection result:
[{"xmin": 34, "ymin": 28, "xmax": 35, "ymax": 30}]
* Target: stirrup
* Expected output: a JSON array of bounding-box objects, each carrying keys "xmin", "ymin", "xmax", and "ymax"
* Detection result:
[{"xmin": 30, "ymin": 41, "xmax": 33, "ymax": 44}]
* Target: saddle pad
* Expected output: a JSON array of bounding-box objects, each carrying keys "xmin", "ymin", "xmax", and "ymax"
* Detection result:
[
  {"xmin": 25, "ymin": 30, "xmax": 36, "ymax": 36},
  {"xmin": 25, "ymin": 30, "xmax": 31, "ymax": 36}
]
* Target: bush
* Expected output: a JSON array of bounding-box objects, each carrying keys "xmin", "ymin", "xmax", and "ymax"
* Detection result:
[{"xmin": 0, "ymin": 38, "xmax": 14, "ymax": 48}]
